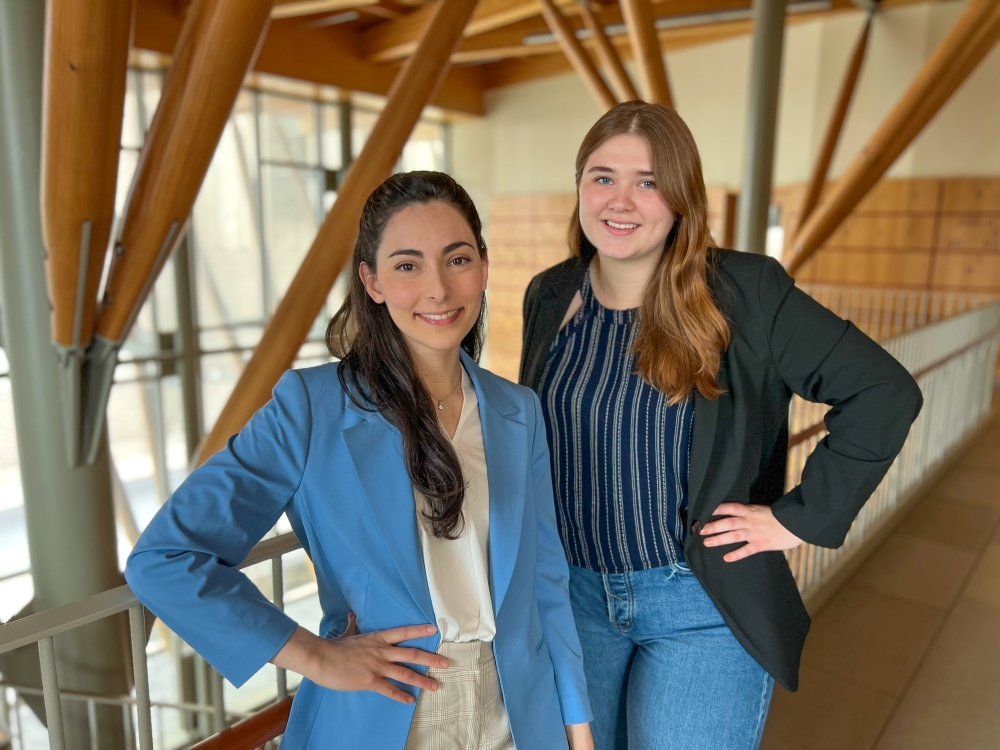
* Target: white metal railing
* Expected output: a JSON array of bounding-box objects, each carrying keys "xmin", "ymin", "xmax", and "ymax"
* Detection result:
[
  {"xmin": 0, "ymin": 533, "xmax": 302, "ymax": 750},
  {"xmin": 799, "ymin": 283, "xmax": 998, "ymax": 342},
  {"xmin": 786, "ymin": 302, "xmax": 1000, "ymax": 596}
]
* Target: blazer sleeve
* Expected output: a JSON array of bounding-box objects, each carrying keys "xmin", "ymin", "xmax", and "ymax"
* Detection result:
[
  {"xmin": 519, "ymin": 272, "xmax": 544, "ymax": 385},
  {"xmin": 759, "ymin": 258, "xmax": 923, "ymax": 548},
  {"xmin": 527, "ymin": 390, "xmax": 593, "ymax": 725},
  {"xmin": 125, "ymin": 370, "xmax": 310, "ymax": 687}
]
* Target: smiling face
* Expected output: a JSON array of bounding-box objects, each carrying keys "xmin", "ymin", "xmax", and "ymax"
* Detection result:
[
  {"xmin": 579, "ymin": 133, "xmax": 677, "ymax": 264},
  {"xmin": 359, "ymin": 201, "xmax": 488, "ymax": 361}
]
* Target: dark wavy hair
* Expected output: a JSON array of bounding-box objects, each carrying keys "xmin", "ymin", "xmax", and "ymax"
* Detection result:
[{"xmin": 327, "ymin": 171, "xmax": 488, "ymax": 539}]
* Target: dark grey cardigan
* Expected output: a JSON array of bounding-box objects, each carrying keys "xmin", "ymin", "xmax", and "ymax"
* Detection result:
[{"xmin": 519, "ymin": 248, "xmax": 922, "ymax": 691}]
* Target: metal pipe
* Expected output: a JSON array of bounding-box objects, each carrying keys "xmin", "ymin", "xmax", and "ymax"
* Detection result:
[
  {"xmin": 128, "ymin": 607, "xmax": 154, "ymax": 750},
  {"xmin": 736, "ymin": 0, "xmax": 787, "ymax": 254},
  {"xmin": 38, "ymin": 638, "xmax": 66, "ymax": 750},
  {"xmin": 172, "ymin": 232, "xmax": 204, "ymax": 460}
]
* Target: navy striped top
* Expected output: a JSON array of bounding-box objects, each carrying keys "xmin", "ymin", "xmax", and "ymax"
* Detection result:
[{"xmin": 537, "ymin": 271, "xmax": 694, "ymax": 574}]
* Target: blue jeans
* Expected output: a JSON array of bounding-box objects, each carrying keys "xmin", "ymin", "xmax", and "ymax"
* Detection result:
[{"xmin": 568, "ymin": 563, "xmax": 774, "ymax": 750}]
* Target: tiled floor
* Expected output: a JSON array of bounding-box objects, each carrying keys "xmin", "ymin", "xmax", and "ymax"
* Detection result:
[{"xmin": 761, "ymin": 416, "xmax": 1000, "ymax": 750}]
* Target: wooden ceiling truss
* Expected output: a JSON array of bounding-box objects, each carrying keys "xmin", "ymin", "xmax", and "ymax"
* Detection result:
[
  {"xmin": 796, "ymin": 12, "xmax": 872, "ymax": 231},
  {"xmin": 788, "ymin": 0, "xmax": 1000, "ymax": 275},
  {"xmin": 620, "ymin": 0, "xmax": 674, "ymax": 107},
  {"xmin": 579, "ymin": 2, "xmax": 639, "ymax": 102},
  {"xmin": 539, "ymin": 0, "xmax": 617, "ymax": 109}
]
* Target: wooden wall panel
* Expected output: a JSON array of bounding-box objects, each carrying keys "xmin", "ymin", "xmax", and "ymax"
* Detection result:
[
  {"xmin": 778, "ymin": 176, "xmax": 1000, "ymax": 294},
  {"xmin": 486, "ymin": 193, "xmax": 576, "ymax": 381}
]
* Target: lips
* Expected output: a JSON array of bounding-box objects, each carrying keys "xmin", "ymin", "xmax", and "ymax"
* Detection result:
[
  {"xmin": 416, "ymin": 308, "xmax": 463, "ymax": 325},
  {"xmin": 602, "ymin": 219, "xmax": 641, "ymax": 235}
]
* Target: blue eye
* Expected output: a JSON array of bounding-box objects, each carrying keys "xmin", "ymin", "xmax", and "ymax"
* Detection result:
[
  {"xmin": 641, "ymin": 180, "xmax": 656, "ymax": 189},
  {"xmin": 597, "ymin": 176, "xmax": 612, "ymax": 185}
]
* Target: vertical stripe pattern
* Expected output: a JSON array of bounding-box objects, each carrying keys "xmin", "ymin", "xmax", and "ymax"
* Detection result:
[{"xmin": 538, "ymin": 271, "xmax": 693, "ymax": 574}]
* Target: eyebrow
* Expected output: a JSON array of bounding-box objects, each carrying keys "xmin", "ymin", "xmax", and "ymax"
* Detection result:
[
  {"xmin": 387, "ymin": 240, "xmax": 474, "ymax": 259},
  {"xmin": 587, "ymin": 165, "xmax": 656, "ymax": 177}
]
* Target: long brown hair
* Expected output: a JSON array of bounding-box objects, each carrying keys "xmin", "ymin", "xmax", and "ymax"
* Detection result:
[
  {"xmin": 327, "ymin": 172, "xmax": 487, "ymax": 539},
  {"xmin": 569, "ymin": 101, "xmax": 729, "ymax": 402}
]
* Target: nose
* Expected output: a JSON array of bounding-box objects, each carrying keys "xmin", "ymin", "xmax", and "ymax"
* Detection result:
[
  {"xmin": 425, "ymin": 263, "xmax": 449, "ymax": 303},
  {"xmin": 607, "ymin": 184, "xmax": 635, "ymax": 212}
]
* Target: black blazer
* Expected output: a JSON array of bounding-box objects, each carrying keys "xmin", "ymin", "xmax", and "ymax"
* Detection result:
[{"xmin": 519, "ymin": 248, "xmax": 922, "ymax": 691}]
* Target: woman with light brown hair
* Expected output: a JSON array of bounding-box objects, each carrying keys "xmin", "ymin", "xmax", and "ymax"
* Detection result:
[{"xmin": 519, "ymin": 101, "xmax": 921, "ymax": 748}]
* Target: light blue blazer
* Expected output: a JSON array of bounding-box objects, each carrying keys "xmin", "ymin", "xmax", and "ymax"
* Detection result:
[{"xmin": 125, "ymin": 351, "xmax": 591, "ymax": 749}]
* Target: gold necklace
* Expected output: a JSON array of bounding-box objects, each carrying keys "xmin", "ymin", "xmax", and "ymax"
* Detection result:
[{"xmin": 433, "ymin": 375, "xmax": 462, "ymax": 411}]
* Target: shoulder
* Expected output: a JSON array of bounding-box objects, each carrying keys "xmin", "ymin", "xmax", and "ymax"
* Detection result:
[
  {"xmin": 278, "ymin": 361, "xmax": 352, "ymax": 422},
  {"xmin": 526, "ymin": 256, "xmax": 587, "ymax": 303},
  {"xmin": 707, "ymin": 247, "xmax": 794, "ymax": 320}
]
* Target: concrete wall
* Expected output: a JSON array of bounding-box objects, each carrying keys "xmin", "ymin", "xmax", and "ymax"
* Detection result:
[{"xmin": 450, "ymin": 0, "xmax": 1000, "ymax": 231}]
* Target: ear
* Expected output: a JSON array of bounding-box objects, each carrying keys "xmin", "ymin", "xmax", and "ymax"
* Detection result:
[
  {"xmin": 480, "ymin": 253, "xmax": 489, "ymax": 291},
  {"xmin": 359, "ymin": 262, "xmax": 385, "ymax": 304}
]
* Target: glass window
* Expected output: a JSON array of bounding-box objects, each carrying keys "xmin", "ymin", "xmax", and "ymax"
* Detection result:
[{"xmin": 259, "ymin": 94, "xmax": 319, "ymax": 166}]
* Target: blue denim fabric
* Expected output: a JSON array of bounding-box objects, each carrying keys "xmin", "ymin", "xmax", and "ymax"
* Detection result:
[{"xmin": 569, "ymin": 563, "xmax": 774, "ymax": 750}]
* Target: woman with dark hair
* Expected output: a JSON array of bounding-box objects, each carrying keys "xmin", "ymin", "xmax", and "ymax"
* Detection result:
[
  {"xmin": 126, "ymin": 171, "xmax": 594, "ymax": 750},
  {"xmin": 520, "ymin": 102, "xmax": 922, "ymax": 749}
]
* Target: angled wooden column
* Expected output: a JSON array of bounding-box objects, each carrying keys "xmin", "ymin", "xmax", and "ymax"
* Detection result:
[
  {"xmin": 578, "ymin": 1, "xmax": 638, "ymax": 102},
  {"xmin": 197, "ymin": 0, "xmax": 481, "ymax": 464},
  {"xmin": 539, "ymin": 0, "xmax": 616, "ymax": 110},
  {"xmin": 620, "ymin": 0, "xmax": 673, "ymax": 107},
  {"xmin": 796, "ymin": 14, "xmax": 872, "ymax": 230},
  {"xmin": 40, "ymin": 0, "xmax": 133, "ymax": 464},
  {"xmin": 787, "ymin": 0, "xmax": 1000, "ymax": 275},
  {"xmin": 42, "ymin": 0, "xmax": 132, "ymax": 352},
  {"xmin": 74, "ymin": 0, "xmax": 273, "ymax": 463}
]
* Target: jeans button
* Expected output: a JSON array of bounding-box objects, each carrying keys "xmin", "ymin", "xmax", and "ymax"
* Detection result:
[{"xmin": 692, "ymin": 520, "xmax": 702, "ymax": 535}]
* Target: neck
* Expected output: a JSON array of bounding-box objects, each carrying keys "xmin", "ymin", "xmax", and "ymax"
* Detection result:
[
  {"xmin": 409, "ymin": 344, "xmax": 463, "ymax": 400},
  {"xmin": 589, "ymin": 248, "xmax": 662, "ymax": 310}
]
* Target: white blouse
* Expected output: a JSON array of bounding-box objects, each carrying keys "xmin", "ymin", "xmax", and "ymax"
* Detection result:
[{"xmin": 413, "ymin": 367, "xmax": 497, "ymax": 643}]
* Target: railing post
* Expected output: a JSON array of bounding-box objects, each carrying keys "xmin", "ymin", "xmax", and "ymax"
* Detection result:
[
  {"xmin": 38, "ymin": 638, "xmax": 66, "ymax": 750},
  {"xmin": 128, "ymin": 606, "xmax": 154, "ymax": 750},
  {"xmin": 211, "ymin": 668, "xmax": 226, "ymax": 734},
  {"xmin": 272, "ymin": 557, "xmax": 288, "ymax": 701}
]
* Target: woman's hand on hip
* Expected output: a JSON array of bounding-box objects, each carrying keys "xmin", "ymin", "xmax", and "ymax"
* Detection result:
[
  {"xmin": 565, "ymin": 722, "xmax": 594, "ymax": 750},
  {"xmin": 700, "ymin": 503, "xmax": 803, "ymax": 562},
  {"xmin": 270, "ymin": 613, "xmax": 448, "ymax": 703}
]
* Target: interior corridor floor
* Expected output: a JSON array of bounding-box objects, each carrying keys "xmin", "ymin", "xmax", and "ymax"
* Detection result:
[{"xmin": 760, "ymin": 411, "xmax": 1000, "ymax": 750}]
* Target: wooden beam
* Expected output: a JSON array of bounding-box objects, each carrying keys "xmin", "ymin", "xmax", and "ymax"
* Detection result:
[
  {"xmin": 620, "ymin": 0, "xmax": 673, "ymax": 106},
  {"xmin": 96, "ymin": 0, "xmax": 274, "ymax": 345},
  {"xmin": 133, "ymin": 0, "xmax": 484, "ymax": 115},
  {"xmin": 538, "ymin": 0, "xmax": 616, "ymax": 109},
  {"xmin": 480, "ymin": 16, "xmax": 756, "ymax": 88},
  {"xmin": 359, "ymin": 0, "xmax": 586, "ymax": 63},
  {"xmin": 41, "ymin": 0, "xmax": 133, "ymax": 350},
  {"xmin": 271, "ymin": 0, "xmax": 378, "ymax": 18},
  {"xmin": 787, "ymin": 0, "xmax": 1000, "ymax": 276},
  {"xmin": 196, "ymin": 0, "xmax": 480, "ymax": 465},
  {"xmin": 796, "ymin": 13, "xmax": 871, "ymax": 229},
  {"xmin": 579, "ymin": 1, "xmax": 638, "ymax": 101}
]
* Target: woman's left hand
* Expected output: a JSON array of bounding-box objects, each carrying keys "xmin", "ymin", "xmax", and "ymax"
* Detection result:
[
  {"xmin": 565, "ymin": 723, "xmax": 594, "ymax": 750},
  {"xmin": 700, "ymin": 503, "xmax": 803, "ymax": 562}
]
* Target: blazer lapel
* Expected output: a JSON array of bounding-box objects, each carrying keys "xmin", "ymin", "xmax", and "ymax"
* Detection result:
[
  {"xmin": 462, "ymin": 353, "xmax": 527, "ymax": 617},
  {"xmin": 341, "ymin": 403, "xmax": 435, "ymax": 624}
]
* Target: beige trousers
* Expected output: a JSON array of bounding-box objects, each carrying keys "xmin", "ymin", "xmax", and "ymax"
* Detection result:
[{"xmin": 404, "ymin": 640, "xmax": 516, "ymax": 750}]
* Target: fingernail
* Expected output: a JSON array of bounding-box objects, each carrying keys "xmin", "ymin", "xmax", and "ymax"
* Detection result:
[{"xmin": 427, "ymin": 626, "xmax": 436, "ymax": 633}]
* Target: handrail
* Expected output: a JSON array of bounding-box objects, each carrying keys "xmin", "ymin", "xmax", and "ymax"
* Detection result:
[
  {"xmin": 0, "ymin": 531, "xmax": 301, "ymax": 655},
  {"xmin": 187, "ymin": 696, "xmax": 293, "ymax": 750}
]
